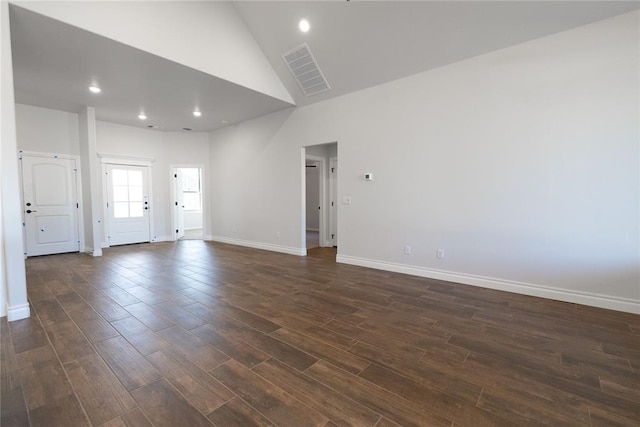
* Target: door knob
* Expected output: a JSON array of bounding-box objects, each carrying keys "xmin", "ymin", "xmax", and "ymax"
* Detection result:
[{"xmin": 26, "ymin": 209, "xmax": 37, "ymax": 214}]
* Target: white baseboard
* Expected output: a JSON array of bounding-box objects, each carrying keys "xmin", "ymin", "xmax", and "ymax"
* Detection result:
[
  {"xmin": 336, "ymin": 255, "xmax": 640, "ymax": 314},
  {"xmin": 210, "ymin": 236, "xmax": 306, "ymax": 256},
  {"xmin": 204, "ymin": 234, "xmax": 214, "ymax": 241},
  {"xmin": 7, "ymin": 303, "xmax": 30, "ymax": 321},
  {"xmin": 152, "ymin": 235, "xmax": 173, "ymax": 243},
  {"xmin": 85, "ymin": 247, "xmax": 102, "ymax": 257}
]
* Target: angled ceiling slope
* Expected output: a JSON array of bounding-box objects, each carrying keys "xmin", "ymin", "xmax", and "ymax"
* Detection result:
[
  {"xmin": 234, "ymin": 1, "xmax": 640, "ymax": 107},
  {"xmin": 9, "ymin": 2, "xmax": 295, "ymax": 132}
]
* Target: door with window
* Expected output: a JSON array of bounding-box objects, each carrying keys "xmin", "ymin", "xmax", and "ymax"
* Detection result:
[
  {"xmin": 106, "ymin": 164, "xmax": 150, "ymax": 245},
  {"xmin": 21, "ymin": 154, "xmax": 80, "ymax": 256}
]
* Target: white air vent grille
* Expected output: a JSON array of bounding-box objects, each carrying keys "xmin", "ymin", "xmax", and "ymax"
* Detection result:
[{"xmin": 282, "ymin": 43, "xmax": 331, "ymax": 97}]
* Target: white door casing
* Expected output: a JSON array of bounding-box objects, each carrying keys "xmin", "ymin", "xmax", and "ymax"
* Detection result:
[
  {"xmin": 329, "ymin": 157, "xmax": 338, "ymax": 247},
  {"xmin": 105, "ymin": 164, "xmax": 151, "ymax": 246},
  {"xmin": 305, "ymin": 154, "xmax": 328, "ymax": 248},
  {"xmin": 21, "ymin": 154, "xmax": 80, "ymax": 256},
  {"xmin": 173, "ymin": 169, "xmax": 185, "ymax": 240}
]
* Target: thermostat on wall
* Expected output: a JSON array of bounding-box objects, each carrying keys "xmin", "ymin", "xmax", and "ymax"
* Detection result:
[{"xmin": 364, "ymin": 173, "xmax": 373, "ymax": 181}]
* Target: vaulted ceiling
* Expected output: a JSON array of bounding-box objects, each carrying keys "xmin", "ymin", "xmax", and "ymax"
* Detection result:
[{"xmin": 9, "ymin": 1, "xmax": 640, "ymax": 132}]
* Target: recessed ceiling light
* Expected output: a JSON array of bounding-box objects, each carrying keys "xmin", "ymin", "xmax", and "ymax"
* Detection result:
[
  {"xmin": 193, "ymin": 110, "xmax": 202, "ymax": 117},
  {"xmin": 89, "ymin": 85, "xmax": 101, "ymax": 93},
  {"xmin": 138, "ymin": 113, "xmax": 147, "ymax": 120},
  {"xmin": 299, "ymin": 19, "xmax": 310, "ymax": 33}
]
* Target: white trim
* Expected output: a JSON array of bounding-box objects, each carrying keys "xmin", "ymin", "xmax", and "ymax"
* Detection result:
[
  {"xmin": 19, "ymin": 150, "xmax": 77, "ymax": 160},
  {"xmin": 84, "ymin": 246, "xmax": 102, "ymax": 257},
  {"xmin": 211, "ymin": 235, "xmax": 306, "ymax": 256},
  {"xmin": 7, "ymin": 303, "xmax": 30, "ymax": 321},
  {"xmin": 98, "ymin": 153, "xmax": 155, "ymax": 165},
  {"xmin": 153, "ymin": 235, "xmax": 173, "ymax": 243},
  {"xmin": 305, "ymin": 153, "xmax": 328, "ymax": 248},
  {"xmin": 336, "ymin": 255, "xmax": 640, "ymax": 315},
  {"xmin": 329, "ymin": 156, "xmax": 338, "ymax": 247}
]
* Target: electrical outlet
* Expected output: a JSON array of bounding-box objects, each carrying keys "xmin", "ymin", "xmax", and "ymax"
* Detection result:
[
  {"xmin": 436, "ymin": 249, "xmax": 445, "ymax": 259},
  {"xmin": 404, "ymin": 245, "xmax": 411, "ymax": 255},
  {"xmin": 343, "ymin": 196, "xmax": 352, "ymax": 205}
]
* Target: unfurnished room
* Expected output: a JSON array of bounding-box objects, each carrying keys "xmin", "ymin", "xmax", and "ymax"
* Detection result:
[{"xmin": 1, "ymin": 1, "xmax": 639, "ymax": 426}]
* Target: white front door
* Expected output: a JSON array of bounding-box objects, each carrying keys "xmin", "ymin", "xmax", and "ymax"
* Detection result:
[
  {"xmin": 21, "ymin": 154, "xmax": 79, "ymax": 256},
  {"xmin": 106, "ymin": 164, "xmax": 150, "ymax": 246}
]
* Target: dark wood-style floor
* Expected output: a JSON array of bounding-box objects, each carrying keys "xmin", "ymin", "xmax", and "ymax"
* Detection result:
[{"xmin": 1, "ymin": 241, "xmax": 639, "ymax": 427}]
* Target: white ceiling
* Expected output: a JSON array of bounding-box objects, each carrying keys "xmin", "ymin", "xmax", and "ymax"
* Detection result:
[
  {"xmin": 234, "ymin": 1, "xmax": 640, "ymax": 107},
  {"xmin": 9, "ymin": 1, "xmax": 640, "ymax": 132},
  {"xmin": 9, "ymin": 4, "xmax": 294, "ymax": 132}
]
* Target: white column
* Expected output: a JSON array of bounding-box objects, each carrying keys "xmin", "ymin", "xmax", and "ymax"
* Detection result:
[
  {"xmin": 78, "ymin": 106, "xmax": 103, "ymax": 256},
  {"xmin": 1, "ymin": 1, "xmax": 29, "ymax": 321}
]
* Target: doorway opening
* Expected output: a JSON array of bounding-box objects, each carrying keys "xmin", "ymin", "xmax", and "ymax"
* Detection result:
[
  {"xmin": 172, "ymin": 167, "xmax": 204, "ymax": 240},
  {"xmin": 303, "ymin": 142, "xmax": 337, "ymax": 260}
]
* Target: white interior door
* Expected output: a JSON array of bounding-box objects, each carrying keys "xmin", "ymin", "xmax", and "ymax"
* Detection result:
[
  {"xmin": 21, "ymin": 154, "xmax": 79, "ymax": 256},
  {"xmin": 329, "ymin": 157, "xmax": 338, "ymax": 247},
  {"xmin": 106, "ymin": 164, "xmax": 150, "ymax": 246},
  {"xmin": 174, "ymin": 170, "xmax": 185, "ymax": 240}
]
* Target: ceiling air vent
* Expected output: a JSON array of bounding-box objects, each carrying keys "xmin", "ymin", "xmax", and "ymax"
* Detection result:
[{"xmin": 282, "ymin": 43, "xmax": 331, "ymax": 97}]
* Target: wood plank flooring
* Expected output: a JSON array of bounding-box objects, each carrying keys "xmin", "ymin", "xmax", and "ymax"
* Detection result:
[{"xmin": 1, "ymin": 240, "xmax": 639, "ymax": 426}]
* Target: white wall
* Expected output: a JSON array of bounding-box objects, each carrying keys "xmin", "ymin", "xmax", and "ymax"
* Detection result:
[
  {"xmin": 13, "ymin": 1, "xmax": 293, "ymax": 104},
  {"xmin": 184, "ymin": 210, "xmax": 203, "ymax": 230},
  {"xmin": 209, "ymin": 12, "xmax": 640, "ymax": 313},
  {"xmin": 15, "ymin": 104, "xmax": 79, "ymax": 154},
  {"xmin": 1, "ymin": 1, "xmax": 29, "ymax": 320}
]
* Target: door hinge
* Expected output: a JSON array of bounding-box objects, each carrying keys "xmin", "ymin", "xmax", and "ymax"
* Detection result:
[
  {"xmin": 331, "ymin": 234, "xmax": 335, "ymax": 239},
  {"xmin": 331, "ymin": 201, "xmax": 334, "ymax": 206},
  {"xmin": 106, "ymin": 202, "xmax": 109, "ymax": 208},
  {"xmin": 331, "ymin": 168, "xmax": 335, "ymax": 173},
  {"xmin": 175, "ymin": 202, "xmax": 178, "ymax": 206},
  {"xmin": 174, "ymin": 174, "xmax": 177, "ymax": 178},
  {"xmin": 176, "ymin": 229, "xmax": 179, "ymax": 233},
  {"xmin": 76, "ymin": 203, "xmax": 79, "ymax": 208}
]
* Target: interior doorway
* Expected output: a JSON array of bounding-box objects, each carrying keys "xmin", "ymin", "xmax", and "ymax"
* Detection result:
[
  {"xmin": 305, "ymin": 160, "xmax": 321, "ymax": 249},
  {"xmin": 303, "ymin": 142, "xmax": 337, "ymax": 259},
  {"xmin": 172, "ymin": 167, "xmax": 204, "ymax": 240}
]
